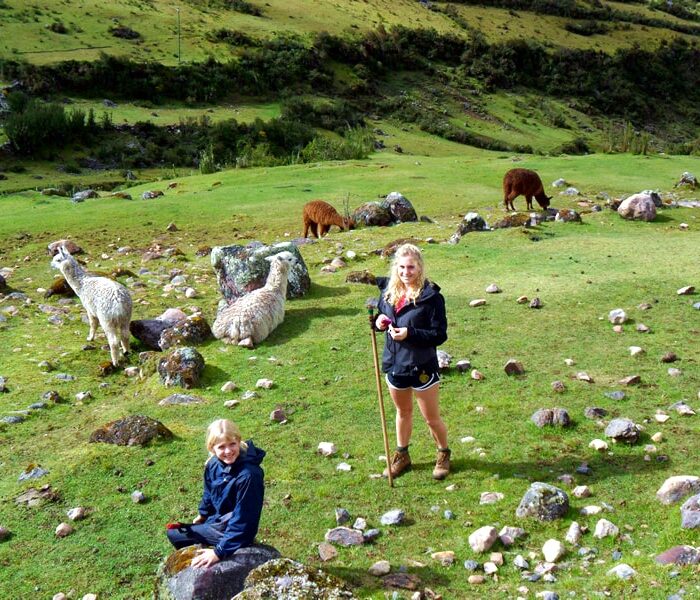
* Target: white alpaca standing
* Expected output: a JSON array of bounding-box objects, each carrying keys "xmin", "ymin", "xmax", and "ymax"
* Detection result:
[
  {"xmin": 212, "ymin": 251, "xmax": 298, "ymax": 348},
  {"xmin": 51, "ymin": 246, "xmax": 133, "ymax": 366}
]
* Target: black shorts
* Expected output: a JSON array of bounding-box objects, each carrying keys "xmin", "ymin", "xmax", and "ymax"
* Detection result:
[{"xmin": 386, "ymin": 370, "xmax": 440, "ymax": 391}]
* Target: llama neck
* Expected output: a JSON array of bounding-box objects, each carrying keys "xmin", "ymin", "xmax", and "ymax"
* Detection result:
[
  {"xmin": 265, "ymin": 263, "xmax": 290, "ymax": 295},
  {"xmin": 60, "ymin": 259, "xmax": 86, "ymax": 294}
]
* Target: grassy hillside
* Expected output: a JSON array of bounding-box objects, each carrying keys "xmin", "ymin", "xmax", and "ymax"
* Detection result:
[
  {"xmin": 1, "ymin": 0, "xmax": 697, "ymax": 65},
  {"xmin": 0, "ymin": 147, "xmax": 699, "ymax": 597}
]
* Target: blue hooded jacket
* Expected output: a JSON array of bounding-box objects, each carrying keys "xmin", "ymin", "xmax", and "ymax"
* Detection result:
[{"xmin": 198, "ymin": 440, "xmax": 265, "ymax": 558}]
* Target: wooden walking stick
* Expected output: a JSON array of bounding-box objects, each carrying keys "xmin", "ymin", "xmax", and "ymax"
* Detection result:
[{"xmin": 367, "ymin": 299, "xmax": 394, "ymax": 487}]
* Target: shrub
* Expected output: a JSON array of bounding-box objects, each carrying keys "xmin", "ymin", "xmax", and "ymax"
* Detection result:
[
  {"xmin": 199, "ymin": 144, "xmax": 219, "ymax": 174},
  {"xmin": 554, "ymin": 137, "xmax": 591, "ymax": 155},
  {"xmin": 564, "ymin": 20, "xmax": 609, "ymax": 36},
  {"xmin": 109, "ymin": 26, "xmax": 141, "ymax": 40},
  {"xmin": 5, "ymin": 100, "xmax": 68, "ymax": 155},
  {"xmin": 229, "ymin": 0, "xmax": 263, "ymax": 17},
  {"xmin": 48, "ymin": 21, "xmax": 68, "ymax": 34}
]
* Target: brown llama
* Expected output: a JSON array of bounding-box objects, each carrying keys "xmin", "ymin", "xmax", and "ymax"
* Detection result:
[
  {"xmin": 302, "ymin": 200, "xmax": 354, "ymax": 238},
  {"xmin": 502, "ymin": 168, "xmax": 552, "ymax": 211}
]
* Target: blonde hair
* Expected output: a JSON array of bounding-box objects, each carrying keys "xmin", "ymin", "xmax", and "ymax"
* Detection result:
[
  {"xmin": 205, "ymin": 419, "xmax": 248, "ymax": 453},
  {"xmin": 384, "ymin": 243, "xmax": 426, "ymax": 307}
]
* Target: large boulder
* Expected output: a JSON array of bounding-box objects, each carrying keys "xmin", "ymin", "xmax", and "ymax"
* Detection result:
[
  {"xmin": 158, "ymin": 347, "xmax": 205, "ymax": 389},
  {"xmin": 381, "ymin": 192, "xmax": 417, "ymax": 223},
  {"xmin": 351, "ymin": 202, "xmax": 393, "ymax": 227},
  {"xmin": 617, "ymin": 193, "xmax": 657, "ymax": 221},
  {"xmin": 232, "ymin": 557, "xmax": 355, "ymax": 599},
  {"xmin": 89, "ymin": 415, "xmax": 173, "ymax": 446},
  {"xmin": 156, "ymin": 544, "xmax": 281, "ymax": 600},
  {"xmin": 681, "ymin": 494, "xmax": 700, "ymax": 529},
  {"xmin": 159, "ymin": 315, "xmax": 213, "ymax": 350},
  {"xmin": 516, "ymin": 482, "xmax": 569, "ymax": 521},
  {"xmin": 604, "ymin": 418, "xmax": 640, "ymax": 444},
  {"xmin": 211, "ymin": 242, "xmax": 310, "ymax": 304}
]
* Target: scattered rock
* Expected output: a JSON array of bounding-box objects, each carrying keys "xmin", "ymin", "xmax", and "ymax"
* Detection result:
[
  {"xmin": 551, "ymin": 381, "xmax": 566, "ymax": 393},
  {"xmin": 573, "ymin": 486, "xmax": 591, "ymax": 498},
  {"xmin": 589, "ymin": 439, "xmax": 609, "ymax": 451},
  {"xmin": 158, "ymin": 393, "xmax": 205, "ymax": 406},
  {"xmin": 431, "ymin": 550, "xmax": 455, "ymax": 566},
  {"xmin": 317, "ymin": 442, "xmax": 337, "ymax": 457},
  {"xmin": 594, "ymin": 519, "xmax": 619, "ymax": 539},
  {"xmin": 531, "ymin": 408, "xmax": 571, "ymax": 428},
  {"xmin": 380, "ymin": 509, "xmax": 405, "ymax": 526},
  {"xmin": 618, "ymin": 375, "xmax": 641, "ymax": 386},
  {"xmin": 485, "ymin": 283, "xmax": 501, "ymax": 293},
  {"xmin": 542, "ymin": 539, "xmax": 566, "ymax": 563},
  {"xmin": 604, "ymin": 418, "xmax": 639, "ymax": 443},
  {"xmin": 471, "ymin": 369, "xmax": 484, "ymax": 380},
  {"xmin": 468, "ymin": 526, "xmax": 498, "ymax": 552},
  {"xmin": 662, "ymin": 352, "xmax": 678, "ymax": 363},
  {"xmin": 655, "ymin": 545, "xmax": 700, "ymax": 565},
  {"xmin": 324, "ymin": 527, "xmax": 364, "ymax": 547},
  {"xmin": 565, "ymin": 522, "xmax": 582, "ymax": 545},
  {"xmin": 498, "ymin": 526, "xmax": 526, "ymax": 546},
  {"xmin": 89, "ymin": 415, "xmax": 173, "ymax": 446},
  {"xmin": 604, "ymin": 391, "xmax": 625, "ymax": 401},
  {"xmin": 680, "ymin": 494, "xmax": 700, "ymax": 529},
  {"xmin": 437, "ymin": 350, "xmax": 452, "ymax": 369},
  {"xmin": 656, "ymin": 476, "xmax": 700, "ymax": 505},
  {"xmin": 504, "ymin": 359, "xmax": 525, "ymax": 375},
  {"xmin": 677, "ymin": 286, "xmax": 695, "ymax": 296},
  {"xmin": 157, "ymin": 347, "xmax": 205, "ymax": 389},
  {"xmin": 469, "ymin": 299, "xmax": 486, "ymax": 307},
  {"xmin": 318, "ymin": 542, "xmax": 337, "ymax": 562},
  {"xmin": 67, "ymin": 507, "xmax": 85, "ymax": 521},
  {"xmin": 368, "ymin": 560, "xmax": 391, "ymax": 576},
  {"xmin": 480, "ymin": 492, "xmax": 505, "ymax": 505},
  {"xmin": 131, "ymin": 490, "xmax": 146, "ymax": 503},
  {"xmin": 55, "ymin": 523, "xmax": 73, "ymax": 537},
  {"xmin": 529, "ymin": 297, "xmax": 543, "ymax": 309},
  {"xmin": 345, "ymin": 270, "xmax": 376, "ymax": 285},
  {"xmin": 629, "ymin": 346, "xmax": 644, "ymax": 356},
  {"xmin": 607, "ymin": 563, "xmax": 636, "ymax": 579},
  {"xmin": 516, "ymin": 482, "xmax": 569, "ymax": 521},
  {"xmin": 608, "ymin": 309, "xmax": 627, "ymax": 324},
  {"xmin": 18, "ymin": 465, "xmax": 49, "ymax": 482},
  {"xmin": 576, "ymin": 372, "xmax": 593, "ymax": 383},
  {"xmin": 382, "ymin": 573, "xmax": 421, "ymax": 591},
  {"xmin": 255, "ymin": 378, "xmax": 273, "ymax": 389}
]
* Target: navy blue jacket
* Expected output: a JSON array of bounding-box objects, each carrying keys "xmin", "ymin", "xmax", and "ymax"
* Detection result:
[
  {"xmin": 376, "ymin": 276, "xmax": 448, "ymax": 376},
  {"xmin": 198, "ymin": 440, "xmax": 265, "ymax": 558}
]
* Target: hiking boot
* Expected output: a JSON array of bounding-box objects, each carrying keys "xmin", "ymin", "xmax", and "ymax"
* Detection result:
[
  {"xmin": 432, "ymin": 449, "xmax": 451, "ymax": 480},
  {"xmin": 383, "ymin": 450, "xmax": 411, "ymax": 478}
]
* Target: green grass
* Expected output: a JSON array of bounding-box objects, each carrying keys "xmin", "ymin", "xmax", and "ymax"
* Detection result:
[
  {"xmin": 0, "ymin": 0, "xmax": 697, "ymax": 65},
  {"xmin": 65, "ymin": 100, "xmax": 281, "ymax": 128},
  {"xmin": 0, "ymin": 146, "xmax": 699, "ymax": 598}
]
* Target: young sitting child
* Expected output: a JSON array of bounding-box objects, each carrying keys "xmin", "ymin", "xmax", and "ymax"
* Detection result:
[{"xmin": 166, "ymin": 419, "xmax": 265, "ymax": 569}]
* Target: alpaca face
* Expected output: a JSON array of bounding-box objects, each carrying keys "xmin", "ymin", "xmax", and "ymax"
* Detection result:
[{"xmin": 50, "ymin": 246, "xmax": 72, "ymax": 271}]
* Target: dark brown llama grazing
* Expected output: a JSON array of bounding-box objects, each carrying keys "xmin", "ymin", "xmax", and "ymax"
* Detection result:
[
  {"xmin": 502, "ymin": 168, "xmax": 552, "ymax": 211},
  {"xmin": 302, "ymin": 200, "xmax": 354, "ymax": 238}
]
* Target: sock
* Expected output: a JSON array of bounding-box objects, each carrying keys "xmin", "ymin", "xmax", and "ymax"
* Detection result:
[
  {"xmin": 396, "ymin": 445, "xmax": 409, "ymax": 453},
  {"xmin": 438, "ymin": 447, "xmax": 451, "ymax": 453}
]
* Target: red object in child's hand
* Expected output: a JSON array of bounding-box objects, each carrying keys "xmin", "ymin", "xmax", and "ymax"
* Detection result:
[
  {"xmin": 166, "ymin": 522, "xmax": 183, "ymax": 529},
  {"xmin": 379, "ymin": 316, "xmax": 391, "ymax": 327}
]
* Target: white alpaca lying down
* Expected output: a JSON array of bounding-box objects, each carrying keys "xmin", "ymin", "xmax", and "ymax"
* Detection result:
[
  {"xmin": 212, "ymin": 251, "xmax": 298, "ymax": 348},
  {"xmin": 51, "ymin": 245, "xmax": 133, "ymax": 366}
]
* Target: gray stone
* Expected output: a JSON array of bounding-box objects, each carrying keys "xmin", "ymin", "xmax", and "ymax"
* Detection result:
[
  {"xmin": 159, "ymin": 394, "xmax": 205, "ymax": 406},
  {"xmin": 362, "ymin": 528, "xmax": 381, "ymax": 542},
  {"xmin": 607, "ymin": 563, "xmax": 636, "ymax": 579},
  {"xmin": 604, "ymin": 418, "xmax": 639, "ymax": 443},
  {"xmin": 89, "ymin": 414, "xmax": 173, "ymax": 446},
  {"xmin": 1, "ymin": 415, "xmax": 24, "ymax": 424},
  {"xmin": 604, "ymin": 391, "xmax": 626, "ymax": 401},
  {"xmin": 18, "ymin": 466, "xmax": 49, "ymax": 482},
  {"xmin": 555, "ymin": 209, "xmax": 582, "ymax": 223},
  {"xmin": 516, "ymin": 482, "xmax": 569, "ymax": 521},
  {"xmin": 531, "ymin": 408, "xmax": 571, "ymax": 428},
  {"xmin": 158, "ymin": 347, "xmax": 205, "ymax": 389},
  {"xmin": 380, "ymin": 509, "xmax": 405, "ymax": 526},
  {"xmin": 584, "ymin": 407, "xmax": 608, "ymax": 419},
  {"xmin": 159, "ymin": 315, "xmax": 213, "ymax": 350},
  {"xmin": 657, "ymin": 476, "xmax": 700, "ymax": 505},
  {"xmin": 324, "ymin": 527, "xmax": 364, "ymax": 547},
  {"xmin": 504, "ymin": 359, "xmax": 525, "ymax": 375},
  {"xmin": 351, "ymin": 202, "xmax": 393, "ymax": 227},
  {"xmin": 618, "ymin": 194, "xmax": 657, "ymax": 221},
  {"xmin": 130, "ymin": 317, "xmax": 176, "ymax": 349},
  {"xmin": 156, "ymin": 544, "xmax": 281, "ymax": 600},
  {"xmin": 211, "ymin": 242, "xmax": 310, "ymax": 304},
  {"xmin": 382, "ymin": 192, "xmax": 417, "ymax": 223},
  {"xmin": 655, "ymin": 545, "xmax": 700, "ymax": 566},
  {"xmin": 681, "ymin": 494, "xmax": 700, "ymax": 529},
  {"xmin": 608, "ymin": 308, "xmax": 627, "ymax": 324},
  {"xmin": 72, "ymin": 189, "xmax": 99, "ymax": 202},
  {"xmin": 335, "ymin": 508, "xmax": 350, "ymax": 525},
  {"xmin": 529, "ymin": 297, "xmax": 543, "ymax": 309},
  {"xmin": 463, "ymin": 559, "xmax": 480, "ymax": 571},
  {"xmin": 450, "ymin": 213, "xmax": 488, "ymax": 244}
]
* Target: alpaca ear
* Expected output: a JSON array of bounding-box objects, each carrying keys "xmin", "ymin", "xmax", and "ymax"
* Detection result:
[{"xmin": 265, "ymin": 255, "xmax": 274, "ymax": 263}]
